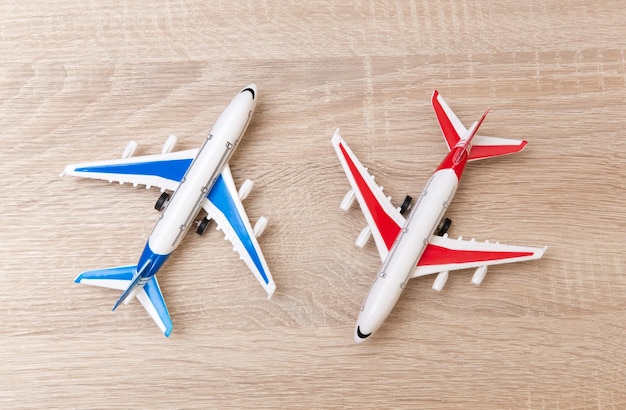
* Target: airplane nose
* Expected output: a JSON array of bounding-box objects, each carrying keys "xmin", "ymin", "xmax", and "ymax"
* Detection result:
[
  {"xmin": 354, "ymin": 325, "xmax": 372, "ymax": 343},
  {"xmin": 241, "ymin": 84, "xmax": 257, "ymax": 100}
]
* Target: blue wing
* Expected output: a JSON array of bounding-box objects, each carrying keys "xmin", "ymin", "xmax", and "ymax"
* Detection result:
[
  {"xmin": 75, "ymin": 266, "xmax": 173, "ymax": 337},
  {"xmin": 203, "ymin": 165, "xmax": 275, "ymax": 298},
  {"xmin": 62, "ymin": 148, "xmax": 199, "ymax": 191}
]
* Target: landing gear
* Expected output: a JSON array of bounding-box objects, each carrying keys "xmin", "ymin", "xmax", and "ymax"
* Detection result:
[
  {"xmin": 399, "ymin": 195, "xmax": 413, "ymax": 215},
  {"xmin": 196, "ymin": 216, "xmax": 211, "ymax": 235},
  {"xmin": 436, "ymin": 218, "xmax": 452, "ymax": 236},
  {"xmin": 154, "ymin": 192, "xmax": 170, "ymax": 211}
]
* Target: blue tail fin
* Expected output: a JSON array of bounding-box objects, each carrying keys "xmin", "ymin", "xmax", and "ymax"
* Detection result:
[
  {"xmin": 110, "ymin": 258, "xmax": 151, "ymax": 311},
  {"xmin": 112, "ymin": 273, "xmax": 143, "ymax": 311}
]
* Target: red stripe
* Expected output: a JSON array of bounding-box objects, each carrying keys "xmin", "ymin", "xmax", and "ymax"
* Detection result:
[
  {"xmin": 435, "ymin": 146, "xmax": 467, "ymax": 179},
  {"xmin": 418, "ymin": 243, "xmax": 533, "ymax": 266},
  {"xmin": 338, "ymin": 143, "xmax": 400, "ymax": 250}
]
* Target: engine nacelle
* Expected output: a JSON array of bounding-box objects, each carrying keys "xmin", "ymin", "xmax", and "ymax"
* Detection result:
[
  {"xmin": 355, "ymin": 226, "xmax": 371, "ymax": 248},
  {"xmin": 432, "ymin": 270, "xmax": 449, "ymax": 292},
  {"xmin": 253, "ymin": 216, "xmax": 268, "ymax": 238},
  {"xmin": 471, "ymin": 265, "xmax": 488, "ymax": 286},
  {"xmin": 161, "ymin": 135, "xmax": 177, "ymax": 154},
  {"xmin": 340, "ymin": 190, "xmax": 356, "ymax": 211},
  {"xmin": 122, "ymin": 140, "xmax": 138, "ymax": 159},
  {"xmin": 238, "ymin": 179, "xmax": 254, "ymax": 201}
]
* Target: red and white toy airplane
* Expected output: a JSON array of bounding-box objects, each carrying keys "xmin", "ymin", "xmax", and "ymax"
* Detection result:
[{"xmin": 332, "ymin": 91, "xmax": 547, "ymax": 343}]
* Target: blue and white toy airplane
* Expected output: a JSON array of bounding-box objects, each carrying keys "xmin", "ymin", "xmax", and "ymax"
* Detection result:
[{"xmin": 62, "ymin": 84, "xmax": 274, "ymax": 337}]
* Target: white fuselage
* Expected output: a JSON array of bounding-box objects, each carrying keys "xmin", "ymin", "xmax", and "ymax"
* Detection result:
[
  {"xmin": 355, "ymin": 168, "xmax": 459, "ymax": 341},
  {"xmin": 148, "ymin": 87, "xmax": 256, "ymax": 256}
]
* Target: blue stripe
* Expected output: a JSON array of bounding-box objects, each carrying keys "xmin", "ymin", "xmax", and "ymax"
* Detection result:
[
  {"xmin": 75, "ymin": 158, "xmax": 193, "ymax": 183},
  {"xmin": 207, "ymin": 174, "xmax": 269, "ymax": 284},
  {"xmin": 137, "ymin": 242, "xmax": 171, "ymax": 279}
]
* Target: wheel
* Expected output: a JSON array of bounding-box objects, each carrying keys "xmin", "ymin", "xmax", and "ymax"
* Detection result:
[
  {"xmin": 435, "ymin": 218, "xmax": 452, "ymax": 236},
  {"xmin": 399, "ymin": 195, "xmax": 413, "ymax": 215},
  {"xmin": 196, "ymin": 216, "xmax": 211, "ymax": 235},
  {"xmin": 155, "ymin": 192, "xmax": 170, "ymax": 211}
]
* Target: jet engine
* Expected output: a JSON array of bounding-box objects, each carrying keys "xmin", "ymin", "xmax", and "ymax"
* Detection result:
[
  {"xmin": 161, "ymin": 135, "xmax": 177, "ymax": 154},
  {"xmin": 340, "ymin": 189, "xmax": 355, "ymax": 211},
  {"xmin": 238, "ymin": 179, "xmax": 254, "ymax": 201},
  {"xmin": 122, "ymin": 140, "xmax": 138, "ymax": 159},
  {"xmin": 471, "ymin": 265, "xmax": 488, "ymax": 285},
  {"xmin": 355, "ymin": 226, "xmax": 372, "ymax": 248},
  {"xmin": 253, "ymin": 216, "xmax": 268, "ymax": 238},
  {"xmin": 432, "ymin": 270, "xmax": 449, "ymax": 291}
]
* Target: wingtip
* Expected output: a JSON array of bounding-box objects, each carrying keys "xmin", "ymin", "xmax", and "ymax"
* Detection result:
[
  {"xmin": 60, "ymin": 164, "xmax": 73, "ymax": 177},
  {"xmin": 519, "ymin": 139, "xmax": 529, "ymax": 151},
  {"xmin": 266, "ymin": 282, "xmax": 276, "ymax": 299},
  {"xmin": 332, "ymin": 128, "xmax": 342, "ymax": 143},
  {"xmin": 532, "ymin": 245, "xmax": 548, "ymax": 260}
]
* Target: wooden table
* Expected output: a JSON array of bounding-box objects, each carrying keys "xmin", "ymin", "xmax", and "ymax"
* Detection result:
[{"xmin": 2, "ymin": 1, "xmax": 625, "ymax": 408}]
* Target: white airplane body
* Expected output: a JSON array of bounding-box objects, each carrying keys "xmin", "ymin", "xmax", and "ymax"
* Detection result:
[
  {"xmin": 332, "ymin": 91, "xmax": 546, "ymax": 343},
  {"xmin": 63, "ymin": 84, "xmax": 274, "ymax": 336}
]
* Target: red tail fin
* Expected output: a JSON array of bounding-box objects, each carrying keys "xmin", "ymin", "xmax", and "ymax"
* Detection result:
[{"xmin": 462, "ymin": 106, "xmax": 490, "ymax": 146}]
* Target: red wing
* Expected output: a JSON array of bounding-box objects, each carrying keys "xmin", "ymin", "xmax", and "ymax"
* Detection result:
[
  {"xmin": 412, "ymin": 234, "xmax": 546, "ymax": 278},
  {"xmin": 332, "ymin": 131, "xmax": 404, "ymax": 261}
]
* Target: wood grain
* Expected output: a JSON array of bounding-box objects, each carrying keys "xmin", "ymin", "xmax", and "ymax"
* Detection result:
[{"xmin": 2, "ymin": 1, "xmax": 626, "ymax": 408}]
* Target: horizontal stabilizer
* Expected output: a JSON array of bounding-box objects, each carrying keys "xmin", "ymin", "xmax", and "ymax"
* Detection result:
[
  {"xmin": 469, "ymin": 135, "xmax": 527, "ymax": 161},
  {"xmin": 74, "ymin": 265, "xmax": 172, "ymax": 337},
  {"xmin": 432, "ymin": 90, "xmax": 465, "ymax": 150},
  {"xmin": 137, "ymin": 276, "xmax": 172, "ymax": 337},
  {"xmin": 74, "ymin": 265, "xmax": 137, "ymax": 290}
]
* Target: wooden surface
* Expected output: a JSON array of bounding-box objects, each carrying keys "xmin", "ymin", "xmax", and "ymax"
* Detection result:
[{"xmin": 2, "ymin": 1, "xmax": 626, "ymax": 408}]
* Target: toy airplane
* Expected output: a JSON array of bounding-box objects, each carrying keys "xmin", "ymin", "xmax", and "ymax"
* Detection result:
[
  {"xmin": 62, "ymin": 84, "xmax": 274, "ymax": 337},
  {"xmin": 332, "ymin": 91, "xmax": 547, "ymax": 343}
]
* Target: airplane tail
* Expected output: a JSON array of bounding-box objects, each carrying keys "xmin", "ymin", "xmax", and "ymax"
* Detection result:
[
  {"xmin": 431, "ymin": 90, "xmax": 527, "ymax": 161},
  {"xmin": 75, "ymin": 265, "xmax": 173, "ymax": 337}
]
